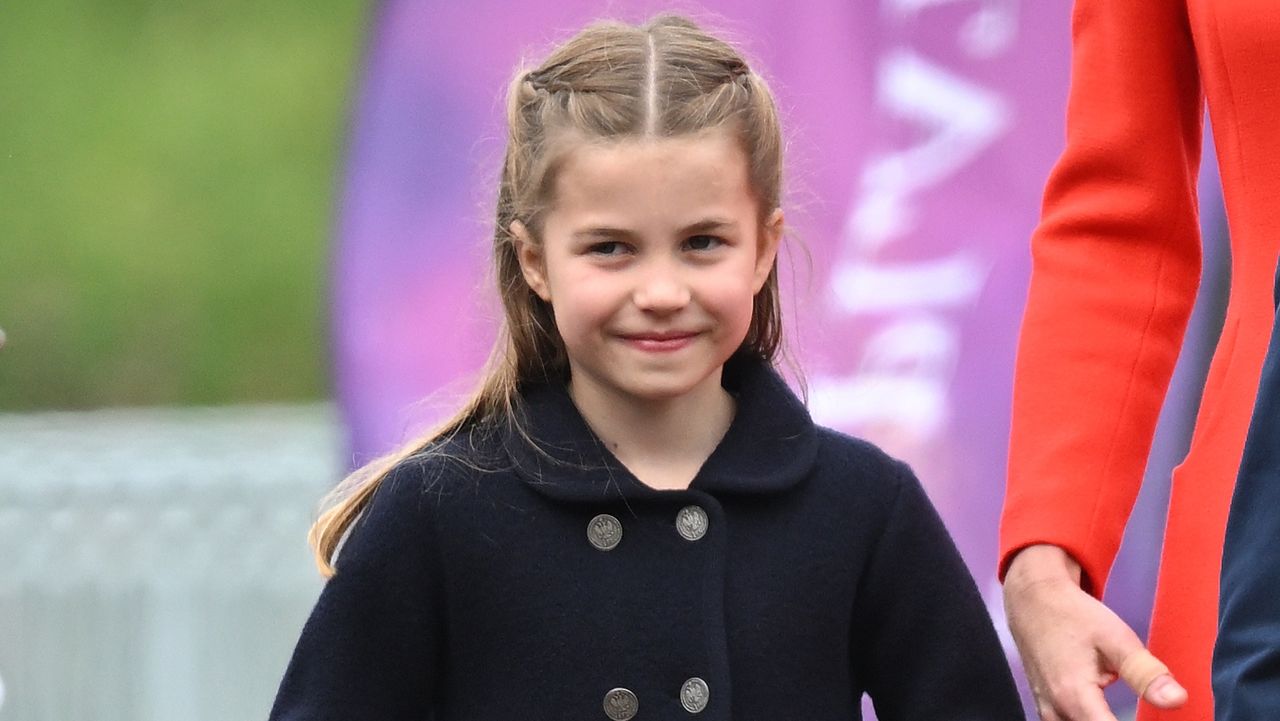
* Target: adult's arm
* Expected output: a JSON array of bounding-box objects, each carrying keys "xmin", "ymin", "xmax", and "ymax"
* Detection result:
[
  {"xmin": 999, "ymin": 0, "xmax": 1203, "ymax": 717},
  {"xmin": 1000, "ymin": 0, "xmax": 1203, "ymax": 597}
]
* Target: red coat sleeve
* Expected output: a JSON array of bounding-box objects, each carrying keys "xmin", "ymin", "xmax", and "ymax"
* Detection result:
[{"xmin": 999, "ymin": 0, "xmax": 1204, "ymax": 597}]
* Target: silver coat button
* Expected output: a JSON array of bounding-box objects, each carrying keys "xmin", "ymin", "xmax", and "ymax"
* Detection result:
[
  {"xmin": 603, "ymin": 687, "xmax": 639, "ymax": 720},
  {"xmin": 676, "ymin": 505, "xmax": 708, "ymax": 541},
  {"xmin": 588, "ymin": 514, "xmax": 623, "ymax": 551},
  {"xmin": 680, "ymin": 677, "xmax": 710, "ymax": 713}
]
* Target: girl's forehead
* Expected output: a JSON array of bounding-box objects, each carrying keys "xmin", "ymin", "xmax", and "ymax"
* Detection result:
[
  {"xmin": 548, "ymin": 131, "xmax": 756, "ymax": 220},
  {"xmin": 561, "ymin": 128, "xmax": 743, "ymax": 170}
]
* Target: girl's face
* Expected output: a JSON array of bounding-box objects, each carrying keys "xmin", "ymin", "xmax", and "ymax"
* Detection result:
[{"xmin": 515, "ymin": 129, "xmax": 782, "ymax": 408}]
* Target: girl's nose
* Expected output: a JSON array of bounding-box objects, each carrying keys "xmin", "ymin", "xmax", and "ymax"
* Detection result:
[{"xmin": 632, "ymin": 268, "xmax": 691, "ymax": 312}]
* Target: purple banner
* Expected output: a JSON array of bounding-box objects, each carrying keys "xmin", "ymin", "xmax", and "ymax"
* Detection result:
[{"xmin": 801, "ymin": 2, "xmax": 1069, "ymax": 588}]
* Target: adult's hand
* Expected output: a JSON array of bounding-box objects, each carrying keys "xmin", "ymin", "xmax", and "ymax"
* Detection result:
[{"xmin": 1003, "ymin": 544, "xmax": 1188, "ymax": 720}]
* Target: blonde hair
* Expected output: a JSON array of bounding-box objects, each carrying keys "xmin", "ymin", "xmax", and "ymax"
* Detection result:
[{"xmin": 310, "ymin": 14, "xmax": 789, "ymax": 576}]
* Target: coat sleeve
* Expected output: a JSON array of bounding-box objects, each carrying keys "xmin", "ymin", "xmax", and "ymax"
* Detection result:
[
  {"xmin": 999, "ymin": 0, "xmax": 1204, "ymax": 596},
  {"xmin": 852, "ymin": 461, "xmax": 1023, "ymax": 721},
  {"xmin": 269, "ymin": 462, "xmax": 444, "ymax": 721}
]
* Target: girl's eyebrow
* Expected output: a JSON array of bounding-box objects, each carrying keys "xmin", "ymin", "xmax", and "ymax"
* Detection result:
[
  {"xmin": 681, "ymin": 218, "xmax": 737, "ymax": 234},
  {"xmin": 572, "ymin": 218, "xmax": 737, "ymax": 239},
  {"xmin": 572, "ymin": 226, "xmax": 634, "ymax": 240}
]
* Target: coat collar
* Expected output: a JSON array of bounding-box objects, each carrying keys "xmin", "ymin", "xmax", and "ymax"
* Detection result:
[{"xmin": 502, "ymin": 354, "xmax": 820, "ymax": 504}]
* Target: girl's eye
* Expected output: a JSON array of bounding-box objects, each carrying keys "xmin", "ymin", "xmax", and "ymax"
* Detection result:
[
  {"xmin": 685, "ymin": 235, "xmax": 724, "ymax": 251},
  {"xmin": 588, "ymin": 241, "xmax": 628, "ymax": 256}
]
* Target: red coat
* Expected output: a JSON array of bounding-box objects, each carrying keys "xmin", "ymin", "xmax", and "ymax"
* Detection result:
[{"xmin": 999, "ymin": 1, "xmax": 1280, "ymax": 719}]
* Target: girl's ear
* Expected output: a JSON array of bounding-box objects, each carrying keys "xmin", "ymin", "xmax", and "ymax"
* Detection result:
[
  {"xmin": 752, "ymin": 208, "xmax": 784, "ymax": 292},
  {"xmin": 511, "ymin": 220, "xmax": 552, "ymax": 302}
]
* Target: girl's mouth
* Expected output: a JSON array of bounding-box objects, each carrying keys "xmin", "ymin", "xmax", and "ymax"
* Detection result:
[{"xmin": 619, "ymin": 331, "xmax": 699, "ymax": 352}]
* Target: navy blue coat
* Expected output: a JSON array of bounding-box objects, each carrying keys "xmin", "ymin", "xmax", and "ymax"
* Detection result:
[
  {"xmin": 269, "ymin": 356, "xmax": 1022, "ymax": 720},
  {"xmin": 1214, "ymin": 273, "xmax": 1280, "ymax": 721}
]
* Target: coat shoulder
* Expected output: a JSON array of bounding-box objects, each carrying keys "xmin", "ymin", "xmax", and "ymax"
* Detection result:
[
  {"xmin": 808, "ymin": 425, "xmax": 916, "ymax": 510},
  {"xmin": 369, "ymin": 425, "xmax": 515, "ymax": 511}
]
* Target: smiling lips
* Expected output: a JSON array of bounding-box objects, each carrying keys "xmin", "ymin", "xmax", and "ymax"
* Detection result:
[{"xmin": 617, "ymin": 330, "xmax": 701, "ymax": 352}]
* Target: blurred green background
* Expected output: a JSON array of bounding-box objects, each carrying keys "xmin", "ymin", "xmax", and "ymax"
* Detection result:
[{"xmin": 0, "ymin": 0, "xmax": 367, "ymax": 410}]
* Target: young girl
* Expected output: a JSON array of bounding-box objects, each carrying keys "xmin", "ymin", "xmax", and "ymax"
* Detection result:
[{"xmin": 270, "ymin": 15, "xmax": 1021, "ymax": 721}]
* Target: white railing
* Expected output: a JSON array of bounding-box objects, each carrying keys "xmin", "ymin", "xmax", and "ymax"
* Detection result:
[{"xmin": 0, "ymin": 404, "xmax": 341, "ymax": 721}]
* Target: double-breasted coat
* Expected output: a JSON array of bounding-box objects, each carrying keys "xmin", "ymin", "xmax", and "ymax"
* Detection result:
[{"xmin": 269, "ymin": 356, "xmax": 1022, "ymax": 720}]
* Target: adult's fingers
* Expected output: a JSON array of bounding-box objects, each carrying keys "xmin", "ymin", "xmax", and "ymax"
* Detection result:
[
  {"xmin": 1042, "ymin": 683, "xmax": 1120, "ymax": 721},
  {"xmin": 1112, "ymin": 647, "xmax": 1187, "ymax": 709},
  {"xmin": 1142, "ymin": 673, "xmax": 1188, "ymax": 708},
  {"xmin": 1118, "ymin": 649, "xmax": 1168, "ymax": 696}
]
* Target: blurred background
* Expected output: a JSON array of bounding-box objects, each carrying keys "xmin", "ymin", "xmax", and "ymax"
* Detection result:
[{"xmin": 0, "ymin": 1, "xmax": 1227, "ymax": 720}]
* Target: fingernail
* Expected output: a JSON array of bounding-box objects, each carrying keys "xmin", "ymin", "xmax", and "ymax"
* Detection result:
[{"xmin": 1151, "ymin": 678, "xmax": 1186, "ymax": 704}]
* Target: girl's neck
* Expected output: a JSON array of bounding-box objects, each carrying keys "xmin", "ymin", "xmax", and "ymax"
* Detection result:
[{"xmin": 567, "ymin": 371, "xmax": 735, "ymax": 491}]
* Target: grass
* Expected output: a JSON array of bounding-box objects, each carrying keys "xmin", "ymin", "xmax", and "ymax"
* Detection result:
[{"xmin": 0, "ymin": 0, "xmax": 367, "ymax": 409}]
